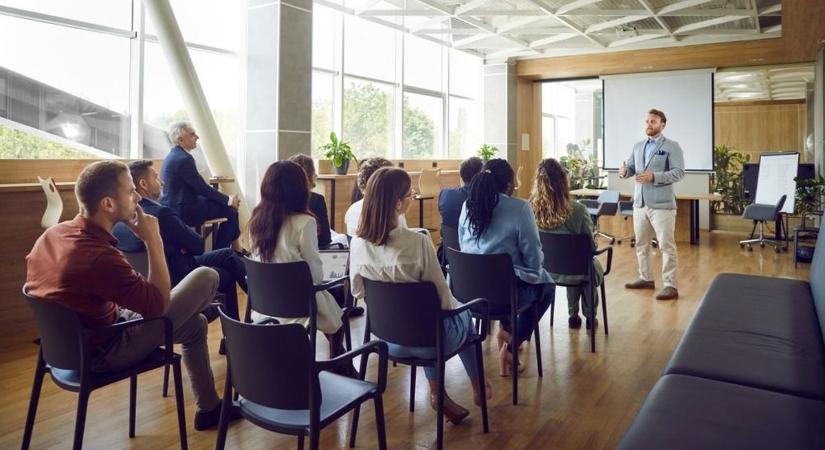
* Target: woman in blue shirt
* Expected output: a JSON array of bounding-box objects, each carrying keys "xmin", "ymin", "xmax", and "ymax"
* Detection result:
[{"xmin": 458, "ymin": 159, "xmax": 555, "ymax": 376}]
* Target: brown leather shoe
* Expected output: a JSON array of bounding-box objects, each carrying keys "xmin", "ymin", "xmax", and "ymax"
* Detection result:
[
  {"xmin": 625, "ymin": 279, "xmax": 655, "ymax": 289},
  {"xmin": 656, "ymin": 287, "xmax": 679, "ymax": 300}
]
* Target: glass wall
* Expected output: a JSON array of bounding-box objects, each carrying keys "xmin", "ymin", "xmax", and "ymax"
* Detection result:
[
  {"xmin": 311, "ymin": 4, "xmax": 484, "ymax": 160},
  {"xmin": 541, "ymin": 79, "xmax": 604, "ymax": 187},
  {"xmin": 0, "ymin": 1, "xmax": 243, "ymax": 160}
]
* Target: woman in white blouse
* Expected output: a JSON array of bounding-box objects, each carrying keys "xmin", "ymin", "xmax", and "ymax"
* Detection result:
[
  {"xmin": 247, "ymin": 161, "xmax": 354, "ymax": 376},
  {"xmin": 350, "ymin": 167, "xmax": 490, "ymax": 425},
  {"xmin": 344, "ymin": 157, "xmax": 408, "ymax": 236}
]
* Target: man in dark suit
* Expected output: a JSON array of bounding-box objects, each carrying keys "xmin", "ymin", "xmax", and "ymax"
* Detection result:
[
  {"xmin": 160, "ymin": 122, "xmax": 241, "ymax": 251},
  {"xmin": 436, "ymin": 156, "xmax": 483, "ymax": 266},
  {"xmin": 114, "ymin": 160, "xmax": 246, "ymax": 320}
]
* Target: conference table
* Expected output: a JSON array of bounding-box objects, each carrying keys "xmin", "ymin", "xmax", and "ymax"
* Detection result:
[{"xmin": 570, "ymin": 188, "xmax": 722, "ymax": 245}]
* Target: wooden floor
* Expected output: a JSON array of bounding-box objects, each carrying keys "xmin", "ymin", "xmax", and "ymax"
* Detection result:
[{"xmin": 0, "ymin": 231, "xmax": 810, "ymax": 450}]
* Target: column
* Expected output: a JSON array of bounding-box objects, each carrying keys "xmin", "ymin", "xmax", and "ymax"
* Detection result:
[{"xmin": 484, "ymin": 62, "xmax": 518, "ymax": 164}]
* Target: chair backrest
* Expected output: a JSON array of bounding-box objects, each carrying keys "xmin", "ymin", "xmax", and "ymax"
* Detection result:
[
  {"xmin": 24, "ymin": 290, "xmax": 85, "ymax": 371},
  {"xmin": 809, "ymin": 219, "xmax": 825, "ymax": 349},
  {"xmin": 538, "ymin": 232, "xmax": 593, "ymax": 278},
  {"xmin": 597, "ymin": 190, "xmax": 620, "ymax": 216},
  {"xmin": 242, "ymin": 258, "xmax": 317, "ymax": 320},
  {"xmin": 440, "ymin": 225, "xmax": 460, "ymax": 263},
  {"xmin": 774, "ymin": 194, "xmax": 787, "ymax": 215},
  {"xmin": 619, "ymin": 199, "xmax": 634, "ymax": 216},
  {"xmin": 122, "ymin": 251, "xmax": 149, "ymax": 277},
  {"xmin": 219, "ymin": 312, "xmax": 316, "ymax": 410},
  {"xmin": 363, "ymin": 279, "xmax": 440, "ymax": 347},
  {"xmin": 418, "ymin": 168, "xmax": 441, "ymax": 198},
  {"xmin": 447, "ymin": 249, "xmax": 515, "ymax": 306},
  {"xmin": 37, "ymin": 176, "xmax": 63, "ymax": 229}
]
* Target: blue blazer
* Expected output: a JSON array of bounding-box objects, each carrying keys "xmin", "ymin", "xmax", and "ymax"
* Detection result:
[
  {"xmin": 160, "ymin": 146, "xmax": 229, "ymax": 223},
  {"xmin": 113, "ymin": 198, "xmax": 204, "ymax": 285},
  {"xmin": 438, "ymin": 186, "xmax": 469, "ymax": 229}
]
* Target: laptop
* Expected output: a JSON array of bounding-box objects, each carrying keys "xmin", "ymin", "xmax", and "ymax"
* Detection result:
[{"xmin": 319, "ymin": 249, "xmax": 349, "ymax": 281}]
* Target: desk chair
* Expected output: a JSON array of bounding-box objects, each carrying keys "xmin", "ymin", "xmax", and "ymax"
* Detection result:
[
  {"xmin": 615, "ymin": 199, "xmax": 658, "ymax": 248},
  {"xmin": 360, "ymin": 280, "xmax": 489, "ymax": 450},
  {"xmin": 37, "ymin": 176, "xmax": 63, "ymax": 229},
  {"xmin": 22, "ymin": 290, "xmax": 187, "ymax": 450},
  {"xmin": 740, "ymin": 195, "xmax": 788, "ymax": 253},
  {"xmin": 579, "ymin": 191, "xmax": 620, "ymax": 244},
  {"xmin": 415, "ymin": 169, "xmax": 441, "ymax": 230},
  {"xmin": 215, "ymin": 311, "xmax": 388, "ymax": 450}
]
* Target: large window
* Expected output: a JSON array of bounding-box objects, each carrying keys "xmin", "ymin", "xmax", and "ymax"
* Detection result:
[
  {"xmin": 0, "ymin": 1, "xmax": 243, "ymax": 161},
  {"xmin": 312, "ymin": 5, "xmax": 484, "ymax": 160}
]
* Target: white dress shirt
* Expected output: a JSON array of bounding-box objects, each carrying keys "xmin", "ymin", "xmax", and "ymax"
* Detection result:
[
  {"xmin": 345, "ymin": 199, "xmax": 408, "ymax": 236},
  {"xmin": 350, "ymin": 227, "xmax": 457, "ymax": 310}
]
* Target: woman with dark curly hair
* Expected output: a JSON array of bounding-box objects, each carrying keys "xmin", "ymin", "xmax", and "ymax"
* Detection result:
[
  {"xmin": 344, "ymin": 157, "xmax": 408, "ymax": 236},
  {"xmin": 458, "ymin": 158, "xmax": 554, "ymax": 377},
  {"xmin": 530, "ymin": 158, "xmax": 603, "ymax": 330}
]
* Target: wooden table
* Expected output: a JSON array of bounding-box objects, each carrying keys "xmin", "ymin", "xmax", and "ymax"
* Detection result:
[{"xmin": 570, "ymin": 188, "xmax": 722, "ymax": 245}]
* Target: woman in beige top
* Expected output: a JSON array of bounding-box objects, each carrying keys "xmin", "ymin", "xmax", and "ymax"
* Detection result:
[
  {"xmin": 248, "ymin": 161, "xmax": 354, "ymax": 375},
  {"xmin": 350, "ymin": 167, "xmax": 491, "ymax": 425}
]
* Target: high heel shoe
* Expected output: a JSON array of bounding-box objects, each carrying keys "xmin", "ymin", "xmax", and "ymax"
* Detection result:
[
  {"xmin": 498, "ymin": 344, "xmax": 527, "ymax": 377},
  {"xmin": 430, "ymin": 394, "xmax": 470, "ymax": 425}
]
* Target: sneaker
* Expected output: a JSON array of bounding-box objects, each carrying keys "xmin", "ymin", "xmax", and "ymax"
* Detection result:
[
  {"xmin": 568, "ymin": 315, "xmax": 582, "ymax": 329},
  {"xmin": 625, "ymin": 279, "xmax": 655, "ymax": 289},
  {"xmin": 194, "ymin": 402, "xmax": 242, "ymax": 431},
  {"xmin": 656, "ymin": 287, "xmax": 679, "ymax": 300}
]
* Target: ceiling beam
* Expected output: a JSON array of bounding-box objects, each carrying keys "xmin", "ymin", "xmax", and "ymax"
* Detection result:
[
  {"xmin": 523, "ymin": 0, "xmax": 606, "ymax": 48},
  {"xmin": 750, "ymin": 0, "xmax": 761, "ymax": 33},
  {"xmin": 608, "ymin": 33, "xmax": 667, "ymax": 48},
  {"xmin": 673, "ymin": 15, "xmax": 750, "ymax": 34},
  {"xmin": 637, "ymin": 0, "xmax": 679, "ymax": 42},
  {"xmin": 555, "ymin": 0, "xmax": 604, "ymax": 15},
  {"xmin": 586, "ymin": 15, "xmax": 647, "ymax": 34},
  {"xmin": 658, "ymin": 0, "xmax": 716, "ymax": 16}
]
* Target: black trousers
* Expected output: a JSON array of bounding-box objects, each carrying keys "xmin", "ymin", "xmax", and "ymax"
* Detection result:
[
  {"xmin": 194, "ymin": 248, "xmax": 247, "ymax": 320},
  {"xmin": 182, "ymin": 197, "xmax": 240, "ymax": 250}
]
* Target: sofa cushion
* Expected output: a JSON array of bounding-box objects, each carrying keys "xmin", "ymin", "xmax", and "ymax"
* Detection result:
[
  {"xmin": 616, "ymin": 374, "xmax": 825, "ymax": 450},
  {"xmin": 810, "ymin": 219, "xmax": 825, "ymax": 349},
  {"xmin": 664, "ymin": 273, "xmax": 825, "ymax": 400}
]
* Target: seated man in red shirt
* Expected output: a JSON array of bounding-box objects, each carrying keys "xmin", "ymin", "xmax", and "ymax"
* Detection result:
[{"xmin": 26, "ymin": 160, "xmax": 239, "ymax": 431}]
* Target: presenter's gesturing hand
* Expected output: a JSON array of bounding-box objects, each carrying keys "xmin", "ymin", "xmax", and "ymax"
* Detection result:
[
  {"xmin": 635, "ymin": 171, "xmax": 654, "ymax": 184},
  {"xmin": 619, "ymin": 161, "xmax": 628, "ymax": 178}
]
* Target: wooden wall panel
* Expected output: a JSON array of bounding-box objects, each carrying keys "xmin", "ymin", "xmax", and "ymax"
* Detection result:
[
  {"xmin": 515, "ymin": 78, "xmax": 543, "ymax": 199},
  {"xmin": 715, "ymin": 101, "xmax": 808, "ymax": 162},
  {"xmin": 517, "ymin": 1, "xmax": 825, "ymax": 80},
  {"xmin": 0, "ymin": 159, "xmax": 164, "ymax": 184}
]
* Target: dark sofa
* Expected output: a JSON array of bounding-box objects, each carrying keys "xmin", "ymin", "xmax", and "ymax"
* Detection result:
[{"xmin": 617, "ymin": 220, "xmax": 825, "ymax": 450}]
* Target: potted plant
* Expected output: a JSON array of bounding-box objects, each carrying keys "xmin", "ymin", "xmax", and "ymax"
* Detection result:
[
  {"xmin": 478, "ymin": 144, "xmax": 498, "ymax": 161},
  {"xmin": 710, "ymin": 145, "xmax": 750, "ymax": 216},
  {"xmin": 794, "ymin": 175, "xmax": 825, "ymax": 229},
  {"xmin": 320, "ymin": 132, "xmax": 356, "ymax": 175}
]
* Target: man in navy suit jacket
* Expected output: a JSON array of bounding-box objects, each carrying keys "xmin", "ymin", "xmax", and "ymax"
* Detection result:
[
  {"xmin": 436, "ymin": 156, "xmax": 483, "ymax": 265},
  {"xmin": 114, "ymin": 160, "xmax": 247, "ymax": 319},
  {"xmin": 160, "ymin": 122, "xmax": 241, "ymax": 251}
]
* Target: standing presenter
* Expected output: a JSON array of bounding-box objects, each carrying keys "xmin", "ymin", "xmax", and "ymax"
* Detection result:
[{"xmin": 619, "ymin": 109, "xmax": 685, "ymax": 300}]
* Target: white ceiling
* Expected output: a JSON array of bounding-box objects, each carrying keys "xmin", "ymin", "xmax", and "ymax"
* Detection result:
[
  {"xmin": 318, "ymin": 0, "xmax": 783, "ymax": 61},
  {"xmin": 715, "ymin": 64, "xmax": 814, "ymax": 102}
]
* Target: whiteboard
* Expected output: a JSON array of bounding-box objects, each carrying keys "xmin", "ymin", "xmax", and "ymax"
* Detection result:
[
  {"xmin": 602, "ymin": 70, "xmax": 714, "ymax": 171},
  {"xmin": 755, "ymin": 152, "xmax": 799, "ymax": 214}
]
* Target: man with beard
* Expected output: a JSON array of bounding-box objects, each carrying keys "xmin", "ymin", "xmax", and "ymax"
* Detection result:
[
  {"xmin": 26, "ymin": 160, "xmax": 240, "ymax": 430},
  {"xmin": 619, "ymin": 109, "xmax": 685, "ymax": 300}
]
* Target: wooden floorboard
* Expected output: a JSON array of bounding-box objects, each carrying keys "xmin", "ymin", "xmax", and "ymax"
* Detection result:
[{"xmin": 0, "ymin": 231, "xmax": 810, "ymax": 449}]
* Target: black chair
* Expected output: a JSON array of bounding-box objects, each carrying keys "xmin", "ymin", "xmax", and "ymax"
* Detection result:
[
  {"xmin": 440, "ymin": 225, "xmax": 460, "ymax": 266},
  {"xmin": 359, "ymin": 279, "xmax": 489, "ymax": 450},
  {"xmin": 446, "ymin": 249, "xmax": 545, "ymax": 405},
  {"xmin": 242, "ymin": 258, "xmax": 351, "ymax": 353},
  {"xmin": 22, "ymin": 289, "xmax": 188, "ymax": 450},
  {"xmin": 579, "ymin": 191, "xmax": 620, "ymax": 244},
  {"xmin": 215, "ymin": 311, "xmax": 388, "ymax": 450},
  {"xmin": 538, "ymin": 232, "xmax": 613, "ymax": 353}
]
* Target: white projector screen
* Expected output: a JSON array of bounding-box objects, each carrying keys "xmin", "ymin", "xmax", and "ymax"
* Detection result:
[{"xmin": 602, "ymin": 70, "xmax": 714, "ymax": 171}]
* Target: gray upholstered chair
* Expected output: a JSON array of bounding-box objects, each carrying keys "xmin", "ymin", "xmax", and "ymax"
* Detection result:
[
  {"xmin": 579, "ymin": 190, "xmax": 620, "ymax": 244},
  {"xmin": 739, "ymin": 194, "xmax": 788, "ymax": 252}
]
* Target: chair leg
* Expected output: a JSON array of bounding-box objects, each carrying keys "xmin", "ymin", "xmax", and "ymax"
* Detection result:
[
  {"xmin": 550, "ymin": 294, "xmax": 555, "ymax": 328},
  {"xmin": 511, "ymin": 314, "xmax": 519, "ymax": 405},
  {"xmin": 343, "ymin": 320, "xmax": 352, "ymax": 352},
  {"xmin": 162, "ymin": 363, "xmax": 170, "ymax": 397},
  {"xmin": 72, "ymin": 388, "xmax": 91, "ymax": 450},
  {"xmin": 309, "ymin": 426, "xmax": 320, "ymax": 450},
  {"xmin": 22, "ymin": 357, "xmax": 46, "ymax": 450},
  {"xmin": 409, "ymin": 365, "xmax": 417, "ymax": 412},
  {"xmin": 348, "ymin": 405, "xmax": 361, "ymax": 448},
  {"xmin": 129, "ymin": 375, "xmax": 137, "ymax": 438},
  {"xmin": 216, "ymin": 367, "xmax": 234, "ymax": 450},
  {"xmin": 172, "ymin": 360, "xmax": 188, "ymax": 450},
  {"xmin": 374, "ymin": 396, "xmax": 388, "ymax": 450},
  {"xmin": 475, "ymin": 343, "xmax": 489, "ymax": 433},
  {"xmin": 532, "ymin": 305, "xmax": 543, "ymax": 377},
  {"xmin": 590, "ymin": 306, "xmax": 597, "ymax": 353},
  {"xmin": 436, "ymin": 362, "xmax": 445, "ymax": 450},
  {"xmin": 601, "ymin": 283, "xmax": 609, "ymax": 335},
  {"xmin": 297, "ymin": 435, "xmax": 305, "ymax": 450}
]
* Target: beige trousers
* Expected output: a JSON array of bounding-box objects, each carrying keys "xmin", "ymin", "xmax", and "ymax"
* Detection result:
[{"xmin": 633, "ymin": 206, "xmax": 678, "ymax": 289}]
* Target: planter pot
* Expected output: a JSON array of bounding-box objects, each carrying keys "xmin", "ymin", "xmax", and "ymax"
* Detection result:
[{"xmin": 334, "ymin": 159, "xmax": 350, "ymax": 175}]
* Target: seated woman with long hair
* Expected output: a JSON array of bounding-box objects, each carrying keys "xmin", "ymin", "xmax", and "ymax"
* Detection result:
[
  {"xmin": 530, "ymin": 158, "xmax": 604, "ymax": 329},
  {"xmin": 344, "ymin": 157, "xmax": 408, "ymax": 236},
  {"xmin": 349, "ymin": 167, "xmax": 490, "ymax": 425},
  {"xmin": 247, "ymin": 161, "xmax": 355, "ymax": 376},
  {"xmin": 458, "ymin": 158, "xmax": 555, "ymax": 376}
]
